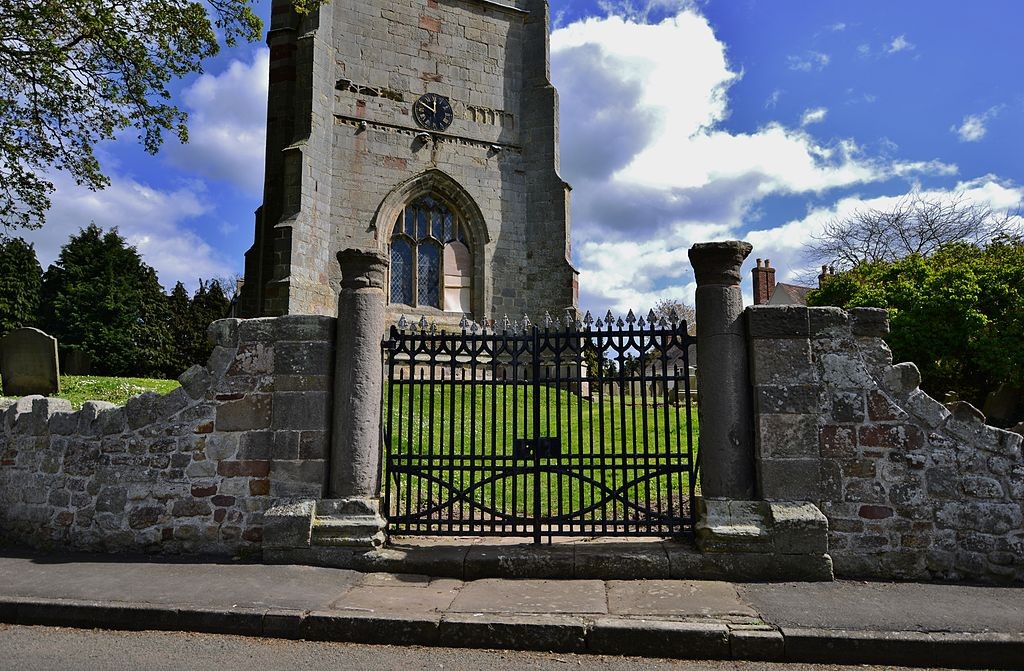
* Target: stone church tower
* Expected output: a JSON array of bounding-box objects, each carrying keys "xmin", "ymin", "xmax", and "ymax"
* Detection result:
[{"xmin": 237, "ymin": 0, "xmax": 578, "ymax": 323}]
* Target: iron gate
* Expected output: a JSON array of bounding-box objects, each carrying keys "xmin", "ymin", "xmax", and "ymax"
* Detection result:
[{"xmin": 382, "ymin": 311, "xmax": 697, "ymax": 542}]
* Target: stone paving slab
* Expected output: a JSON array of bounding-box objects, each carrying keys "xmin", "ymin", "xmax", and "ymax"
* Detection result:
[
  {"xmin": 329, "ymin": 578, "xmax": 462, "ymax": 613},
  {"xmin": 607, "ymin": 580, "xmax": 757, "ymax": 618},
  {"xmin": 0, "ymin": 555, "xmax": 360, "ymax": 611},
  {"xmin": 449, "ymin": 578, "xmax": 608, "ymax": 614}
]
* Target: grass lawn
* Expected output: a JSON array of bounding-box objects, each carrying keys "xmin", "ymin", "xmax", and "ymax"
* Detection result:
[
  {"xmin": 0, "ymin": 375, "xmax": 180, "ymax": 410},
  {"xmin": 383, "ymin": 381, "xmax": 699, "ymax": 530}
]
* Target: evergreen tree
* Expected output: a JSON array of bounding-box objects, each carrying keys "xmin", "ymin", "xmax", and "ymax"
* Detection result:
[
  {"xmin": 165, "ymin": 281, "xmax": 193, "ymax": 377},
  {"xmin": 40, "ymin": 224, "xmax": 173, "ymax": 377},
  {"xmin": 0, "ymin": 236, "xmax": 42, "ymax": 338}
]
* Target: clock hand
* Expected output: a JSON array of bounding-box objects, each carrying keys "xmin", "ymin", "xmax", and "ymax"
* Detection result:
[{"xmin": 422, "ymin": 98, "xmax": 437, "ymax": 113}]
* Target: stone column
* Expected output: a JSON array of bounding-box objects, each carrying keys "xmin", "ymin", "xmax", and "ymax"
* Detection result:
[
  {"xmin": 331, "ymin": 248, "xmax": 388, "ymax": 500},
  {"xmin": 688, "ymin": 241, "xmax": 756, "ymax": 499},
  {"xmin": 294, "ymin": 248, "xmax": 390, "ymax": 548}
]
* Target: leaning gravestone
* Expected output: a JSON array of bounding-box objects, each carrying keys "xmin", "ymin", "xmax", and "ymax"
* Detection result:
[{"xmin": 0, "ymin": 327, "xmax": 60, "ymax": 397}]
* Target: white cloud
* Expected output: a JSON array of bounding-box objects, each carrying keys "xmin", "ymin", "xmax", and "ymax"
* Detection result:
[
  {"xmin": 787, "ymin": 51, "xmax": 831, "ymax": 72},
  {"xmin": 21, "ymin": 171, "xmax": 232, "ymax": 292},
  {"xmin": 952, "ymin": 106, "xmax": 1004, "ymax": 142},
  {"xmin": 166, "ymin": 48, "xmax": 269, "ymax": 195},
  {"xmin": 829, "ymin": 22, "xmax": 847, "ymax": 32},
  {"xmin": 765, "ymin": 89, "xmax": 783, "ymax": 109},
  {"xmin": 887, "ymin": 34, "xmax": 915, "ymax": 54},
  {"xmin": 800, "ymin": 107, "xmax": 828, "ymax": 126},
  {"xmin": 550, "ymin": 8, "xmax": 961, "ymax": 313}
]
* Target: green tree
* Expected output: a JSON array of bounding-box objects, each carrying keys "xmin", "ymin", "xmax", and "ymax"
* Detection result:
[
  {"xmin": 808, "ymin": 237, "xmax": 1024, "ymax": 407},
  {"xmin": 0, "ymin": 0, "xmax": 324, "ymax": 231},
  {"xmin": 165, "ymin": 281, "xmax": 193, "ymax": 376},
  {"xmin": 0, "ymin": 236, "xmax": 43, "ymax": 337},
  {"xmin": 40, "ymin": 224, "xmax": 173, "ymax": 377}
]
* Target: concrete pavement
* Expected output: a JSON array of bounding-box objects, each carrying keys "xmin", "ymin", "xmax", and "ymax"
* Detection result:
[{"xmin": 0, "ymin": 549, "xmax": 1020, "ymax": 669}]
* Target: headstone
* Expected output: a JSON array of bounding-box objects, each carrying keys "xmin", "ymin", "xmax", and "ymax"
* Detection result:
[
  {"xmin": 982, "ymin": 383, "xmax": 1021, "ymax": 428},
  {"xmin": 0, "ymin": 328, "xmax": 60, "ymax": 397},
  {"xmin": 62, "ymin": 348, "xmax": 92, "ymax": 376}
]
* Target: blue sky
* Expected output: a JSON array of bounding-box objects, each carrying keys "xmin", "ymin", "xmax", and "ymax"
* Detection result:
[{"xmin": 22, "ymin": 0, "xmax": 1024, "ymax": 312}]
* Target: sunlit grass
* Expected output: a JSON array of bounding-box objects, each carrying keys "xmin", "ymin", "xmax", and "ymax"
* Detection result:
[{"xmin": 0, "ymin": 375, "xmax": 180, "ymax": 409}]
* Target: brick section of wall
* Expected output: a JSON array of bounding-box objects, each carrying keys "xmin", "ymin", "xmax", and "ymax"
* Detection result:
[
  {"xmin": 749, "ymin": 305, "xmax": 1024, "ymax": 583},
  {"xmin": 0, "ymin": 317, "xmax": 333, "ymax": 556}
]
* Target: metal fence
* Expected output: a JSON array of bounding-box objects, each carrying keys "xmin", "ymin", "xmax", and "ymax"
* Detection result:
[{"xmin": 382, "ymin": 310, "xmax": 698, "ymax": 542}]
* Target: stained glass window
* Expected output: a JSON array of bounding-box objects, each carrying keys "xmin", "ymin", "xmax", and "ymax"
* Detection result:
[{"xmin": 389, "ymin": 196, "xmax": 472, "ymax": 311}]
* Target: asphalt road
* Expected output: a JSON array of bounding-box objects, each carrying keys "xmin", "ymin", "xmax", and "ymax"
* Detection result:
[{"xmin": 0, "ymin": 624, "xmax": 958, "ymax": 671}]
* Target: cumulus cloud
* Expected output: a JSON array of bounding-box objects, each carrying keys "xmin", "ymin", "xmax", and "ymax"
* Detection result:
[
  {"xmin": 20, "ymin": 171, "xmax": 232, "ymax": 292},
  {"xmin": 800, "ymin": 107, "xmax": 828, "ymax": 126},
  {"xmin": 166, "ymin": 47, "xmax": 269, "ymax": 194},
  {"xmin": 887, "ymin": 34, "xmax": 915, "ymax": 54},
  {"xmin": 952, "ymin": 106, "xmax": 1004, "ymax": 142},
  {"xmin": 551, "ymin": 8, "xmax": 960, "ymax": 313},
  {"xmin": 787, "ymin": 51, "xmax": 831, "ymax": 72}
]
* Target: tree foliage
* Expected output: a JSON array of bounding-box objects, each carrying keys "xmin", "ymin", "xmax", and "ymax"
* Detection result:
[
  {"xmin": 807, "ymin": 236, "xmax": 1024, "ymax": 407},
  {"xmin": 0, "ymin": 0, "xmax": 324, "ymax": 231},
  {"xmin": 805, "ymin": 192, "xmax": 1020, "ymax": 271},
  {"xmin": 0, "ymin": 236, "xmax": 42, "ymax": 337},
  {"xmin": 40, "ymin": 224, "xmax": 173, "ymax": 377},
  {"xmin": 164, "ymin": 278, "xmax": 230, "ymax": 376}
]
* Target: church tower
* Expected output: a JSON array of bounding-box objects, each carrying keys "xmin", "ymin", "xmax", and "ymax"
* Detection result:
[{"xmin": 238, "ymin": 0, "xmax": 578, "ymax": 323}]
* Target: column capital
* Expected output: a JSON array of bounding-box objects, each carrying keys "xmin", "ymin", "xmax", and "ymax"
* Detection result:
[
  {"xmin": 688, "ymin": 241, "xmax": 753, "ymax": 287},
  {"xmin": 337, "ymin": 248, "xmax": 388, "ymax": 290}
]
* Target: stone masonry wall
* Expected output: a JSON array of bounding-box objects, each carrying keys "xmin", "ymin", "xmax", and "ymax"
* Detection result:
[
  {"xmin": 0, "ymin": 317, "xmax": 333, "ymax": 556},
  {"xmin": 749, "ymin": 305, "xmax": 1024, "ymax": 583}
]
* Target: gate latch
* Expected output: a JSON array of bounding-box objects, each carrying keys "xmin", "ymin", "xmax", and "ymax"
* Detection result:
[{"xmin": 513, "ymin": 437, "xmax": 561, "ymax": 459}]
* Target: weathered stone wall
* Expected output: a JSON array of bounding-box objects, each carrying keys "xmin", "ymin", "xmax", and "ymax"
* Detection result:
[
  {"xmin": 0, "ymin": 317, "xmax": 333, "ymax": 555},
  {"xmin": 749, "ymin": 305, "xmax": 1024, "ymax": 583}
]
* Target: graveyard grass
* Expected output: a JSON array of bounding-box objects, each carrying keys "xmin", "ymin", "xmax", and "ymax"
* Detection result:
[
  {"xmin": 383, "ymin": 383, "xmax": 700, "ymax": 524},
  {"xmin": 0, "ymin": 375, "xmax": 180, "ymax": 409}
]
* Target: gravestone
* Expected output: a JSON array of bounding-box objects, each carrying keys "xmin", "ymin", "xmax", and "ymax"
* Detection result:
[{"xmin": 0, "ymin": 328, "xmax": 60, "ymax": 397}]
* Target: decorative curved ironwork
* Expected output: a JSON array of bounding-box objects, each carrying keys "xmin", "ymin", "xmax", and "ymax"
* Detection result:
[{"xmin": 382, "ymin": 312, "xmax": 697, "ymax": 541}]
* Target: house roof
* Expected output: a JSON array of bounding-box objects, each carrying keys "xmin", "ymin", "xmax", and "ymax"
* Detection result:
[{"xmin": 769, "ymin": 282, "xmax": 814, "ymax": 306}]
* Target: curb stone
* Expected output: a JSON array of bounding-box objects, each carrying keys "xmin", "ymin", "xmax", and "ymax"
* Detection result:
[{"xmin": 1, "ymin": 597, "xmax": 1022, "ymax": 669}]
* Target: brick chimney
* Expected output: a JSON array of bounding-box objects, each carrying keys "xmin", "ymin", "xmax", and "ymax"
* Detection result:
[
  {"xmin": 752, "ymin": 258, "xmax": 776, "ymax": 305},
  {"xmin": 817, "ymin": 264, "xmax": 836, "ymax": 288}
]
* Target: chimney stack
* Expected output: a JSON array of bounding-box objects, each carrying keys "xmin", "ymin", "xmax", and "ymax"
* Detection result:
[
  {"xmin": 818, "ymin": 264, "xmax": 836, "ymax": 288},
  {"xmin": 752, "ymin": 258, "xmax": 776, "ymax": 305}
]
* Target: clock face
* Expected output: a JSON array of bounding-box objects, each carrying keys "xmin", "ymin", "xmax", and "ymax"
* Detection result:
[{"xmin": 413, "ymin": 93, "xmax": 454, "ymax": 132}]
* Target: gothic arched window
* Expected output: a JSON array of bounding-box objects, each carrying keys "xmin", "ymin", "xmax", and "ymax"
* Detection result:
[{"xmin": 389, "ymin": 196, "xmax": 472, "ymax": 312}]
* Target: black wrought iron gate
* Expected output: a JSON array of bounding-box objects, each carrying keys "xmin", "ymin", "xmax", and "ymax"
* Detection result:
[{"xmin": 382, "ymin": 311, "xmax": 697, "ymax": 542}]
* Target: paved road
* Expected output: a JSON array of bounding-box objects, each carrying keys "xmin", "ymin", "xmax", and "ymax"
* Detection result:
[{"xmin": 0, "ymin": 624, "xmax": 958, "ymax": 671}]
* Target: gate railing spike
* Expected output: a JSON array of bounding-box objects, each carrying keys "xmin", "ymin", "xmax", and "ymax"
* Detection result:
[
  {"xmin": 522, "ymin": 313, "xmax": 532, "ymax": 330},
  {"xmin": 638, "ymin": 315, "xmax": 646, "ymax": 328},
  {"xmin": 502, "ymin": 315, "xmax": 511, "ymax": 333},
  {"xmin": 429, "ymin": 320, "xmax": 438, "ymax": 335},
  {"xmin": 543, "ymin": 311, "xmax": 554, "ymax": 328},
  {"xmin": 583, "ymin": 310, "xmax": 594, "ymax": 327},
  {"xmin": 595, "ymin": 316, "xmax": 604, "ymax": 329},
  {"xmin": 647, "ymin": 309, "xmax": 657, "ymax": 324},
  {"xmin": 668, "ymin": 308, "xmax": 679, "ymax": 324},
  {"xmin": 626, "ymin": 309, "xmax": 636, "ymax": 325},
  {"xmin": 459, "ymin": 314, "xmax": 470, "ymax": 331},
  {"xmin": 398, "ymin": 314, "xmax": 409, "ymax": 331},
  {"xmin": 418, "ymin": 315, "xmax": 429, "ymax": 332},
  {"xmin": 616, "ymin": 316, "xmax": 625, "ymax": 328},
  {"xmin": 470, "ymin": 321, "xmax": 480, "ymax": 334},
  {"xmin": 605, "ymin": 309, "xmax": 614, "ymax": 324}
]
